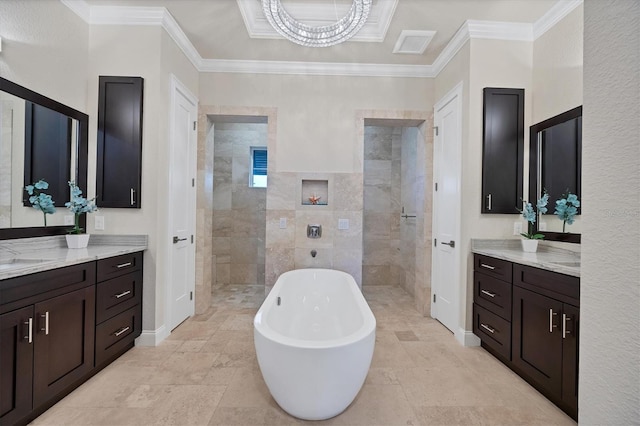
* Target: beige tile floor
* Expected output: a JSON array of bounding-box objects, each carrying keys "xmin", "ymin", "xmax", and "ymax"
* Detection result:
[{"xmin": 32, "ymin": 285, "xmax": 576, "ymax": 426}]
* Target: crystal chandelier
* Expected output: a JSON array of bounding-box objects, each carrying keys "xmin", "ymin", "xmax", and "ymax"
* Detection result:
[{"xmin": 261, "ymin": 0, "xmax": 372, "ymax": 47}]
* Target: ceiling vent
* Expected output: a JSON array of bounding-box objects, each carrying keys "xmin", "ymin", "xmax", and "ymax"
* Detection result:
[{"xmin": 392, "ymin": 30, "xmax": 436, "ymax": 55}]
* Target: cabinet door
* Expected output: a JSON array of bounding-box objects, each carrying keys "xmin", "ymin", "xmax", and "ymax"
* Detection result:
[
  {"xmin": 481, "ymin": 88, "xmax": 524, "ymax": 214},
  {"xmin": 512, "ymin": 285, "xmax": 563, "ymax": 397},
  {"xmin": 97, "ymin": 76, "xmax": 144, "ymax": 208},
  {"xmin": 33, "ymin": 286, "xmax": 95, "ymax": 407},
  {"xmin": 562, "ymin": 303, "xmax": 579, "ymax": 418},
  {"xmin": 0, "ymin": 306, "xmax": 34, "ymax": 425}
]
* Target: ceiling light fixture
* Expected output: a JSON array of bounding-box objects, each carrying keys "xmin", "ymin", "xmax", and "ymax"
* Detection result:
[{"xmin": 261, "ymin": 0, "xmax": 372, "ymax": 47}]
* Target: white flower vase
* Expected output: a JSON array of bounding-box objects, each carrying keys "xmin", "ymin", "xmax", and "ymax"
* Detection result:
[
  {"xmin": 66, "ymin": 234, "xmax": 90, "ymax": 249},
  {"xmin": 521, "ymin": 239, "xmax": 539, "ymax": 253}
]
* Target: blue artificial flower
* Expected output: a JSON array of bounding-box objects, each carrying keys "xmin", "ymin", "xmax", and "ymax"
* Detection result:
[
  {"xmin": 522, "ymin": 202, "xmax": 536, "ymax": 223},
  {"xmin": 34, "ymin": 179, "xmax": 49, "ymax": 190},
  {"xmin": 25, "ymin": 179, "xmax": 56, "ymax": 225},
  {"xmin": 555, "ymin": 193, "xmax": 580, "ymax": 232},
  {"xmin": 25, "ymin": 185, "xmax": 35, "ymax": 195},
  {"xmin": 66, "ymin": 181, "xmax": 98, "ymax": 233},
  {"xmin": 536, "ymin": 192, "xmax": 549, "ymax": 215}
]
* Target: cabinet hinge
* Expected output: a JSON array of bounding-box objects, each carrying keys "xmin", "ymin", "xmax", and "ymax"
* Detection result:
[
  {"xmin": 193, "ymin": 121, "xmax": 197, "ymax": 131},
  {"xmin": 190, "ymin": 291, "xmax": 193, "ymax": 301},
  {"xmin": 434, "ymin": 126, "xmax": 439, "ymax": 136},
  {"xmin": 433, "ymin": 294, "xmax": 436, "ymax": 303}
]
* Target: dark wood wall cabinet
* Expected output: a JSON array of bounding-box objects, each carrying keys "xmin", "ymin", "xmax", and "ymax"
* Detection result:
[
  {"xmin": 0, "ymin": 252, "xmax": 143, "ymax": 425},
  {"xmin": 481, "ymin": 88, "xmax": 524, "ymax": 214},
  {"xmin": 473, "ymin": 254, "xmax": 579, "ymax": 420},
  {"xmin": 97, "ymin": 76, "xmax": 144, "ymax": 208}
]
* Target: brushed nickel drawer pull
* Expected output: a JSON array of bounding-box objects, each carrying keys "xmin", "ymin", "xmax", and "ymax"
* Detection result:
[
  {"xmin": 116, "ymin": 262, "xmax": 132, "ymax": 269},
  {"xmin": 480, "ymin": 323, "xmax": 495, "ymax": 334},
  {"xmin": 549, "ymin": 309, "xmax": 558, "ymax": 332},
  {"xmin": 480, "ymin": 263, "xmax": 495, "ymax": 270},
  {"xmin": 114, "ymin": 326, "xmax": 130, "ymax": 337},
  {"xmin": 114, "ymin": 290, "xmax": 132, "ymax": 299},
  {"xmin": 24, "ymin": 318, "xmax": 33, "ymax": 343},
  {"xmin": 481, "ymin": 289, "xmax": 496, "ymax": 298},
  {"xmin": 40, "ymin": 311, "xmax": 49, "ymax": 335},
  {"xmin": 562, "ymin": 313, "xmax": 571, "ymax": 339}
]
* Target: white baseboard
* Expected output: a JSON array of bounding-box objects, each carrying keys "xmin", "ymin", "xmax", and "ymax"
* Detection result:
[
  {"xmin": 135, "ymin": 325, "xmax": 168, "ymax": 347},
  {"xmin": 456, "ymin": 328, "xmax": 481, "ymax": 347}
]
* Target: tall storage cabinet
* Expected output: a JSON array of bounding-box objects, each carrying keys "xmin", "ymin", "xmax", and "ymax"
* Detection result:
[
  {"xmin": 481, "ymin": 88, "xmax": 524, "ymax": 214},
  {"xmin": 97, "ymin": 76, "xmax": 144, "ymax": 208}
]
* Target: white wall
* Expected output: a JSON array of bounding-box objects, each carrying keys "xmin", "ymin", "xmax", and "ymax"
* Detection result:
[
  {"xmin": 0, "ymin": 0, "xmax": 88, "ymax": 112},
  {"xmin": 532, "ymin": 4, "xmax": 583, "ymax": 124},
  {"xmin": 580, "ymin": 0, "xmax": 639, "ymax": 423},
  {"xmin": 198, "ymin": 73, "xmax": 433, "ymax": 173}
]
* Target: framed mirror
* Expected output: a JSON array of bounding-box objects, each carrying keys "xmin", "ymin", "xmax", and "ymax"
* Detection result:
[
  {"xmin": 0, "ymin": 77, "xmax": 88, "ymax": 240},
  {"xmin": 529, "ymin": 106, "xmax": 582, "ymax": 243}
]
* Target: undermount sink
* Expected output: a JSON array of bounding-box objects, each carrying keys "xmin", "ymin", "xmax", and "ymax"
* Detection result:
[
  {"xmin": 0, "ymin": 258, "xmax": 54, "ymax": 271},
  {"xmin": 550, "ymin": 261, "xmax": 581, "ymax": 267}
]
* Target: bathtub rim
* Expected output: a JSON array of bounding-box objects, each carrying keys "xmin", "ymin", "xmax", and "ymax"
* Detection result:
[{"xmin": 254, "ymin": 268, "xmax": 376, "ymax": 350}]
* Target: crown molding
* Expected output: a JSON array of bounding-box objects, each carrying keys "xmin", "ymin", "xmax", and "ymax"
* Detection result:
[
  {"xmin": 60, "ymin": 0, "xmax": 579, "ymax": 78},
  {"xmin": 236, "ymin": 0, "xmax": 397, "ymax": 43},
  {"xmin": 533, "ymin": 0, "xmax": 583, "ymax": 39},
  {"xmin": 199, "ymin": 59, "xmax": 434, "ymax": 78}
]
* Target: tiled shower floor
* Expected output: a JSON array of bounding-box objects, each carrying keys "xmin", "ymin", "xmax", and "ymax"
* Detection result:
[{"xmin": 32, "ymin": 285, "xmax": 575, "ymax": 425}]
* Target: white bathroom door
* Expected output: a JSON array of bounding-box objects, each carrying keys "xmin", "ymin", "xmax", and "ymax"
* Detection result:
[
  {"xmin": 167, "ymin": 75, "xmax": 198, "ymax": 332},
  {"xmin": 431, "ymin": 82, "xmax": 463, "ymax": 335}
]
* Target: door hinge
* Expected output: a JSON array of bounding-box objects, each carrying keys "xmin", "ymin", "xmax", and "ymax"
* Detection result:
[
  {"xmin": 434, "ymin": 126, "xmax": 439, "ymax": 136},
  {"xmin": 193, "ymin": 121, "xmax": 197, "ymax": 130},
  {"xmin": 434, "ymin": 238, "xmax": 437, "ymax": 247},
  {"xmin": 435, "ymin": 182, "xmax": 438, "ymax": 191},
  {"xmin": 191, "ymin": 235, "xmax": 194, "ymax": 244},
  {"xmin": 433, "ymin": 294, "xmax": 436, "ymax": 303},
  {"xmin": 192, "ymin": 178, "xmax": 195, "ymax": 187},
  {"xmin": 190, "ymin": 291, "xmax": 193, "ymax": 301}
]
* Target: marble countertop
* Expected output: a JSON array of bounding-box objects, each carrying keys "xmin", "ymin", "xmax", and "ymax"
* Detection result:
[
  {"xmin": 0, "ymin": 235, "xmax": 147, "ymax": 280},
  {"xmin": 471, "ymin": 239, "xmax": 580, "ymax": 277}
]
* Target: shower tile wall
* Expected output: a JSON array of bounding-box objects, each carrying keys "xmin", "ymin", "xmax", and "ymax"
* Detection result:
[
  {"xmin": 363, "ymin": 126, "xmax": 417, "ymax": 295},
  {"xmin": 212, "ymin": 122, "xmax": 267, "ymax": 287}
]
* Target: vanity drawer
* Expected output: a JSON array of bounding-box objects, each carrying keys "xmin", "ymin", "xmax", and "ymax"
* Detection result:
[
  {"xmin": 97, "ymin": 252, "xmax": 142, "ymax": 282},
  {"xmin": 95, "ymin": 305, "xmax": 141, "ymax": 367},
  {"xmin": 474, "ymin": 272, "xmax": 512, "ymax": 320},
  {"xmin": 96, "ymin": 270, "xmax": 142, "ymax": 324},
  {"xmin": 474, "ymin": 254, "xmax": 512, "ymax": 282},
  {"xmin": 513, "ymin": 264, "xmax": 579, "ymax": 306},
  {"xmin": 473, "ymin": 304, "xmax": 511, "ymax": 361}
]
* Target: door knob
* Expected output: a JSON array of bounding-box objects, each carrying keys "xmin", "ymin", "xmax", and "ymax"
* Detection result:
[
  {"xmin": 441, "ymin": 240, "xmax": 455, "ymax": 248},
  {"xmin": 173, "ymin": 236, "xmax": 187, "ymax": 244}
]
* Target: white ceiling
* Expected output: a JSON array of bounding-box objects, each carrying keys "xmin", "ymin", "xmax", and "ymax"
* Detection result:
[{"xmin": 68, "ymin": 0, "xmax": 581, "ymax": 76}]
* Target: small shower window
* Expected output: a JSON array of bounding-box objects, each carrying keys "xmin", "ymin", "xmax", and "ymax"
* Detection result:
[{"xmin": 250, "ymin": 147, "xmax": 267, "ymax": 188}]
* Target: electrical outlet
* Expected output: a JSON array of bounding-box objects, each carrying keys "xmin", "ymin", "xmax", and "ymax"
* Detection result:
[
  {"xmin": 279, "ymin": 217, "xmax": 287, "ymax": 229},
  {"xmin": 95, "ymin": 215, "xmax": 105, "ymax": 231},
  {"xmin": 338, "ymin": 219, "xmax": 349, "ymax": 230},
  {"xmin": 513, "ymin": 221, "xmax": 522, "ymax": 235},
  {"xmin": 64, "ymin": 215, "xmax": 74, "ymax": 226},
  {"xmin": 539, "ymin": 221, "xmax": 547, "ymax": 231}
]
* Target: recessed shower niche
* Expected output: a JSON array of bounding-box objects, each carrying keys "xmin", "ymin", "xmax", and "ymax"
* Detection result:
[{"xmin": 301, "ymin": 179, "xmax": 328, "ymax": 206}]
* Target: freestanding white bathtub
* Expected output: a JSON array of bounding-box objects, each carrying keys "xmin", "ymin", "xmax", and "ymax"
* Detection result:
[{"xmin": 254, "ymin": 269, "xmax": 376, "ymax": 420}]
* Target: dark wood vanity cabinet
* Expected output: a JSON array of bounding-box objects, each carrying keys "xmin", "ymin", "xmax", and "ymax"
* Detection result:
[
  {"xmin": 95, "ymin": 252, "xmax": 143, "ymax": 367},
  {"xmin": 473, "ymin": 254, "xmax": 579, "ymax": 420},
  {"xmin": 0, "ymin": 252, "xmax": 144, "ymax": 425},
  {"xmin": 512, "ymin": 264, "xmax": 579, "ymax": 419},
  {"xmin": 481, "ymin": 88, "xmax": 524, "ymax": 214},
  {"xmin": 0, "ymin": 262, "xmax": 95, "ymax": 425},
  {"xmin": 97, "ymin": 76, "xmax": 144, "ymax": 208}
]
